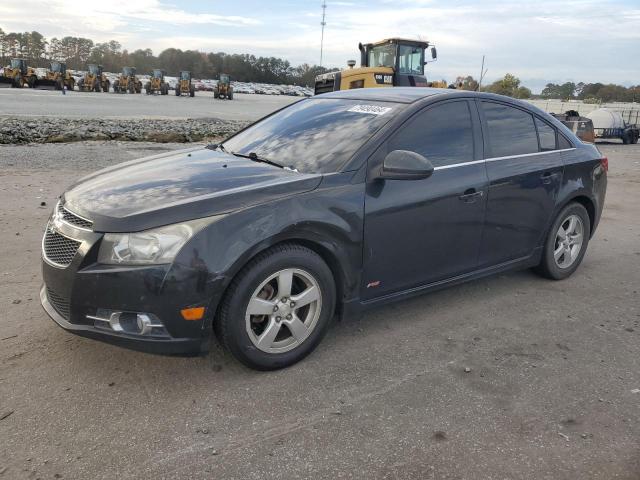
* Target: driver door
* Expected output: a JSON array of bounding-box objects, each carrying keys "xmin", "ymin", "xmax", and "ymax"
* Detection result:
[{"xmin": 362, "ymin": 99, "xmax": 488, "ymax": 300}]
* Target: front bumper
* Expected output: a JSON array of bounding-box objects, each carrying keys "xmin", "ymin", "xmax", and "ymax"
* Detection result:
[
  {"xmin": 41, "ymin": 285, "xmax": 205, "ymax": 355},
  {"xmin": 40, "ymin": 205, "xmax": 225, "ymax": 356}
]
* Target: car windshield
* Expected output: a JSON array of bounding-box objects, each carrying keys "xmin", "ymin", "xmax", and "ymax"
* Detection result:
[
  {"xmin": 368, "ymin": 44, "xmax": 396, "ymax": 68},
  {"xmin": 222, "ymin": 98, "xmax": 399, "ymax": 174}
]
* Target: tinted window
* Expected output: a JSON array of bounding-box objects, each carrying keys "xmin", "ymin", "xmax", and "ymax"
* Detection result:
[
  {"xmin": 388, "ymin": 101, "xmax": 474, "ymax": 167},
  {"xmin": 558, "ymin": 134, "xmax": 573, "ymax": 149},
  {"xmin": 398, "ymin": 45, "xmax": 423, "ymax": 75},
  {"xmin": 536, "ymin": 118, "xmax": 556, "ymax": 151},
  {"xmin": 482, "ymin": 102, "xmax": 538, "ymax": 157},
  {"xmin": 223, "ymin": 99, "xmax": 399, "ymax": 173}
]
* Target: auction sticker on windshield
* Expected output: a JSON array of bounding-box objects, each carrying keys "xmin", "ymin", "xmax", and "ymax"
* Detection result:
[{"xmin": 347, "ymin": 105, "xmax": 392, "ymax": 115}]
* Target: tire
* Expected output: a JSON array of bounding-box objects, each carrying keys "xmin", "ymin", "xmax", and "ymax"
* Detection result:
[
  {"xmin": 216, "ymin": 243, "xmax": 336, "ymax": 370},
  {"xmin": 228, "ymin": 92, "xmax": 233, "ymax": 100},
  {"xmin": 632, "ymin": 132, "xmax": 639, "ymax": 144},
  {"xmin": 533, "ymin": 202, "xmax": 591, "ymax": 280},
  {"xmin": 190, "ymin": 87, "xmax": 195, "ymax": 97}
]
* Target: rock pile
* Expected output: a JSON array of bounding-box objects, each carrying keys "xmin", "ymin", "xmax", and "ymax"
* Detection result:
[{"xmin": 0, "ymin": 117, "xmax": 250, "ymax": 144}]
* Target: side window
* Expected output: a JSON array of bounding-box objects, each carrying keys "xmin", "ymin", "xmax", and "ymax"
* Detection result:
[
  {"xmin": 388, "ymin": 101, "xmax": 474, "ymax": 167},
  {"xmin": 481, "ymin": 102, "xmax": 538, "ymax": 157},
  {"xmin": 535, "ymin": 117, "xmax": 557, "ymax": 151},
  {"xmin": 558, "ymin": 134, "xmax": 573, "ymax": 149}
]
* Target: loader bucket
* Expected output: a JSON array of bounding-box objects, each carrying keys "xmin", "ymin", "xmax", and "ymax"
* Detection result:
[
  {"xmin": 33, "ymin": 79, "xmax": 60, "ymax": 90},
  {"xmin": 0, "ymin": 76, "xmax": 15, "ymax": 88}
]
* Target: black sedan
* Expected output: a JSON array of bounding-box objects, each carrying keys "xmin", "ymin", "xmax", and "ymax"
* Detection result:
[{"xmin": 41, "ymin": 88, "xmax": 607, "ymax": 370}]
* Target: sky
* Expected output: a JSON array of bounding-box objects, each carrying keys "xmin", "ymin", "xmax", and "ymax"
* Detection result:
[{"xmin": 1, "ymin": 0, "xmax": 639, "ymax": 92}]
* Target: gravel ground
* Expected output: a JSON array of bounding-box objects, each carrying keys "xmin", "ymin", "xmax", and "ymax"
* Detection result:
[{"xmin": 0, "ymin": 141, "xmax": 639, "ymax": 479}]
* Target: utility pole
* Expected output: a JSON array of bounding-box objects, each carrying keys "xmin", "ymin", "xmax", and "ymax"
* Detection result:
[{"xmin": 320, "ymin": 0, "xmax": 327, "ymax": 68}]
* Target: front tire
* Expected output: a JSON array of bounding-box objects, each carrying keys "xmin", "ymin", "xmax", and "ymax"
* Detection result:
[
  {"xmin": 533, "ymin": 202, "xmax": 590, "ymax": 280},
  {"xmin": 216, "ymin": 244, "xmax": 336, "ymax": 370}
]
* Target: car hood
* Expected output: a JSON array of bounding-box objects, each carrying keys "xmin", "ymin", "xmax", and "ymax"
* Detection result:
[{"xmin": 62, "ymin": 147, "xmax": 322, "ymax": 232}]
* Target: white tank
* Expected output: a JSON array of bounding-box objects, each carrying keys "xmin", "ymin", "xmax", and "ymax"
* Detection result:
[{"xmin": 586, "ymin": 108, "xmax": 625, "ymax": 129}]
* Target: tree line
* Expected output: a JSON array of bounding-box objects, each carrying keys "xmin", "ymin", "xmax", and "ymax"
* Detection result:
[
  {"xmin": 540, "ymin": 81, "xmax": 640, "ymax": 103},
  {"xmin": 0, "ymin": 28, "xmax": 332, "ymax": 86}
]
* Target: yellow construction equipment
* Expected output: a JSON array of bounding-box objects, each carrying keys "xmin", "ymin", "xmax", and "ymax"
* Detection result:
[
  {"xmin": 112, "ymin": 66, "xmax": 142, "ymax": 94},
  {"xmin": 0, "ymin": 58, "xmax": 37, "ymax": 88},
  {"xmin": 145, "ymin": 69, "xmax": 169, "ymax": 95},
  {"xmin": 214, "ymin": 74, "xmax": 233, "ymax": 100},
  {"xmin": 34, "ymin": 61, "xmax": 75, "ymax": 91},
  {"xmin": 78, "ymin": 64, "xmax": 110, "ymax": 92},
  {"xmin": 314, "ymin": 38, "xmax": 437, "ymax": 94},
  {"xmin": 175, "ymin": 71, "xmax": 195, "ymax": 97}
]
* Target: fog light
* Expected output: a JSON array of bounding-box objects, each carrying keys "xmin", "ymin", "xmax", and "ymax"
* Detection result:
[{"xmin": 88, "ymin": 310, "xmax": 170, "ymax": 338}]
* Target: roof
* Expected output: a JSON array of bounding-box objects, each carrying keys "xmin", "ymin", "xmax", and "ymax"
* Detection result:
[
  {"xmin": 316, "ymin": 87, "xmax": 467, "ymax": 104},
  {"xmin": 367, "ymin": 38, "xmax": 431, "ymax": 48}
]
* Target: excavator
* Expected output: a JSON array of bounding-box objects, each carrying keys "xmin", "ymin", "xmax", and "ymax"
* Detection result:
[
  {"xmin": 175, "ymin": 71, "xmax": 195, "ymax": 97},
  {"xmin": 145, "ymin": 69, "xmax": 169, "ymax": 95},
  {"xmin": 34, "ymin": 61, "xmax": 75, "ymax": 91},
  {"xmin": 314, "ymin": 38, "xmax": 437, "ymax": 94},
  {"xmin": 112, "ymin": 66, "xmax": 142, "ymax": 94},
  {"xmin": 0, "ymin": 58, "xmax": 37, "ymax": 88},
  {"xmin": 78, "ymin": 64, "xmax": 110, "ymax": 92}
]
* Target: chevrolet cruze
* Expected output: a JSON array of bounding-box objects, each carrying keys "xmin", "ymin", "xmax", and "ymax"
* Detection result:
[{"xmin": 41, "ymin": 88, "xmax": 607, "ymax": 370}]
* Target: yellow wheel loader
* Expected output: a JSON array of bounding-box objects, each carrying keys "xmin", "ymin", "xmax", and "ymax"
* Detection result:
[
  {"xmin": 112, "ymin": 66, "xmax": 142, "ymax": 94},
  {"xmin": 34, "ymin": 61, "xmax": 75, "ymax": 91},
  {"xmin": 0, "ymin": 58, "xmax": 37, "ymax": 88},
  {"xmin": 78, "ymin": 64, "xmax": 110, "ymax": 92},
  {"xmin": 214, "ymin": 74, "xmax": 233, "ymax": 100},
  {"xmin": 145, "ymin": 69, "xmax": 169, "ymax": 95},
  {"xmin": 175, "ymin": 71, "xmax": 195, "ymax": 97},
  {"xmin": 314, "ymin": 38, "xmax": 437, "ymax": 95}
]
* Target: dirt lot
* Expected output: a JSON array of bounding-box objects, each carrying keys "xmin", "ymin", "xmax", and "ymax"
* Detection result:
[{"xmin": 0, "ymin": 141, "xmax": 639, "ymax": 479}]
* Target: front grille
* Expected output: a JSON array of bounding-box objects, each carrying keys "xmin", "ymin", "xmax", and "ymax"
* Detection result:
[
  {"xmin": 47, "ymin": 287, "xmax": 70, "ymax": 320},
  {"xmin": 43, "ymin": 228, "xmax": 81, "ymax": 267},
  {"xmin": 58, "ymin": 203, "xmax": 93, "ymax": 230}
]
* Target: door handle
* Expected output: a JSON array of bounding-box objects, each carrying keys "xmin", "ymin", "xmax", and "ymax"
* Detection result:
[{"xmin": 458, "ymin": 188, "xmax": 484, "ymax": 203}]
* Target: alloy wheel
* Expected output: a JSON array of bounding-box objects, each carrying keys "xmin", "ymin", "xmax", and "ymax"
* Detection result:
[
  {"xmin": 245, "ymin": 268, "xmax": 322, "ymax": 354},
  {"xmin": 553, "ymin": 214, "xmax": 584, "ymax": 269}
]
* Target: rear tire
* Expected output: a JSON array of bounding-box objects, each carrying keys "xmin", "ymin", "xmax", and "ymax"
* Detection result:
[
  {"xmin": 216, "ymin": 244, "xmax": 336, "ymax": 370},
  {"xmin": 533, "ymin": 202, "xmax": 590, "ymax": 280}
]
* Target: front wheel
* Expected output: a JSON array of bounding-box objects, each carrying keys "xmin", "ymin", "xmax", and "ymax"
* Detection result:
[
  {"xmin": 533, "ymin": 202, "xmax": 591, "ymax": 280},
  {"xmin": 216, "ymin": 244, "xmax": 336, "ymax": 370}
]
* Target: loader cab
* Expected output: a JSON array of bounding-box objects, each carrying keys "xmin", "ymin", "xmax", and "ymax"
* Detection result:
[
  {"xmin": 152, "ymin": 69, "xmax": 165, "ymax": 80},
  {"xmin": 219, "ymin": 74, "xmax": 230, "ymax": 85},
  {"xmin": 122, "ymin": 67, "xmax": 136, "ymax": 77},
  {"xmin": 10, "ymin": 58, "xmax": 28, "ymax": 75},
  {"xmin": 88, "ymin": 64, "xmax": 102, "ymax": 76},
  {"xmin": 50, "ymin": 62, "xmax": 66, "ymax": 74},
  {"xmin": 359, "ymin": 38, "xmax": 435, "ymax": 85},
  {"xmin": 180, "ymin": 71, "xmax": 191, "ymax": 81}
]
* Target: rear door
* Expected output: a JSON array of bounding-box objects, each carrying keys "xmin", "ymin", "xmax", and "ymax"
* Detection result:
[
  {"xmin": 362, "ymin": 99, "xmax": 487, "ymax": 300},
  {"xmin": 477, "ymin": 101, "xmax": 564, "ymax": 267}
]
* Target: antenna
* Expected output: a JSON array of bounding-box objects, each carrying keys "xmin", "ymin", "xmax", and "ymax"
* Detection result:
[
  {"xmin": 477, "ymin": 55, "xmax": 488, "ymax": 91},
  {"xmin": 320, "ymin": 0, "xmax": 327, "ymax": 67}
]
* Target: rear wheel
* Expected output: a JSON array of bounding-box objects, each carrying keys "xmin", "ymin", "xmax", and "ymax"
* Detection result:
[
  {"xmin": 533, "ymin": 202, "xmax": 590, "ymax": 280},
  {"xmin": 216, "ymin": 244, "xmax": 336, "ymax": 370},
  {"xmin": 190, "ymin": 87, "xmax": 195, "ymax": 97}
]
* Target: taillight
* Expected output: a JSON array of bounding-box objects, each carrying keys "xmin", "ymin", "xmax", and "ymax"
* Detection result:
[{"xmin": 600, "ymin": 157, "xmax": 608, "ymax": 172}]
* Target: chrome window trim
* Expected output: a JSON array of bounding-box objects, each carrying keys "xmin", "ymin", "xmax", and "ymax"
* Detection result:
[{"xmin": 433, "ymin": 147, "xmax": 576, "ymax": 171}]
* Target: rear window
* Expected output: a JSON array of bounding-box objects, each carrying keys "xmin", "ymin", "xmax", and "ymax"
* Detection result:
[
  {"xmin": 482, "ymin": 102, "xmax": 538, "ymax": 158},
  {"xmin": 223, "ymin": 98, "xmax": 399, "ymax": 173}
]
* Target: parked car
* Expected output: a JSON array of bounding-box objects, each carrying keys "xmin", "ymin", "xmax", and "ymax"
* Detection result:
[{"xmin": 41, "ymin": 88, "xmax": 607, "ymax": 370}]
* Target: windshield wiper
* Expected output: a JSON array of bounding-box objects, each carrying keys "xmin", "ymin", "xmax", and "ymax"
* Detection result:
[
  {"xmin": 232, "ymin": 151, "xmax": 285, "ymax": 169},
  {"xmin": 205, "ymin": 143, "xmax": 228, "ymax": 153}
]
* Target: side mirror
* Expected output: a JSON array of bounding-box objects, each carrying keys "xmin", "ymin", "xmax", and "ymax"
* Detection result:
[
  {"xmin": 380, "ymin": 150, "xmax": 434, "ymax": 180},
  {"xmin": 425, "ymin": 47, "xmax": 437, "ymax": 64}
]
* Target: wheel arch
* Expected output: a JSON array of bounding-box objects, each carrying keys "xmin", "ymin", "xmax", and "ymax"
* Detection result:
[{"xmin": 550, "ymin": 193, "xmax": 596, "ymax": 240}]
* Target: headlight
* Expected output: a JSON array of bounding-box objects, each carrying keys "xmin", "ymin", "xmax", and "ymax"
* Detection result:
[{"xmin": 98, "ymin": 223, "xmax": 196, "ymax": 265}]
